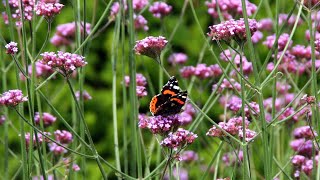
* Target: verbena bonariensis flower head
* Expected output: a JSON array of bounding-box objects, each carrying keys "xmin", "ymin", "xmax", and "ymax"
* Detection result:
[
  {"xmin": 258, "ymin": 18, "xmax": 273, "ymax": 31},
  {"xmin": 149, "ymin": 2, "xmax": 172, "ymax": 18},
  {"xmin": 213, "ymin": 78, "xmax": 241, "ymax": 93},
  {"xmin": 124, "ymin": 73, "xmax": 147, "ymax": 87},
  {"xmin": 205, "ymin": 0, "xmax": 257, "ymax": 19},
  {"xmin": 139, "ymin": 114, "xmax": 182, "ymax": 135},
  {"xmin": 24, "ymin": 132, "xmax": 51, "ymax": 149},
  {"xmin": 0, "ymin": 89, "xmax": 28, "ymax": 107},
  {"xmin": 133, "ymin": 0, "xmax": 149, "ymax": 11},
  {"xmin": 136, "ymin": 86, "xmax": 148, "ymax": 97},
  {"xmin": 278, "ymin": 14, "xmax": 303, "ymax": 26},
  {"xmin": 160, "ymin": 128, "xmax": 197, "ymax": 150},
  {"xmin": 263, "ymin": 33, "xmax": 292, "ymax": 51},
  {"xmin": 180, "ymin": 64, "xmax": 222, "ymax": 79},
  {"xmin": 2, "ymin": 0, "xmax": 34, "ymax": 26},
  {"xmin": 0, "ymin": 115, "xmax": 5, "ymax": 125},
  {"xmin": 134, "ymin": 36, "xmax": 168, "ymax": 60},
  {"xmin": 41, "ymin": 0, "xmax": 60, "ymax": 2},
  {"xmin": 315, "ymin": 39, "xmax": 320, "ymax": 52},
  {"xmin": 178, "ymin": 103, "xmax": 196, "ymax": 125},
  {"xmin": 291, "ymin": 155, "xmax": 306, "ymax": 166},
  {"xmin": 48, "ymin": 142, "xmax": 67, "ymax": 155},
  {"xmin": 40, "ymin": 51, "xmax": 87, "ymax": 76},
  {"xmin": 50, "ymin": 22, "xmax": 91, "ymax": 47},
  {"xmin": 164, "ymin": 168, "xmax": 188, "ymax": 180},
  {"xmin": 20, "ymin": 62, "xmax": 54, "ymax": 81},
  {"xmin": 5, "ymin": 42, "xmax": 18, "ymax": 54},
  {"xmin": 75, "ymin": 90, "xmax": 92, "ymax": 101},
  {"xmin": 290, "ymin": 139, "xmax": 314, "ymax": 157},
  {"xmin": 238, "ymin": 128, "xmax": 257, "ymax": 142},
  {"xmin": 208, "ymin": 18, "xmax": 258, "ymax": 43},
  {"xmin": 134, "ymin": 14, "xmax": 149, "ymax": 31},
  {"xmin": 168, "ymin": 53, "xmax": 188, "ymax": 65},
  {"xmin": 293, "ymin": 126, "xmax": 318, "ymax": 139},
  {"xmin": 222, "ymin": 150, "xmax": 243, "ymax": 166},
  {"xmin": 35, "ymin": 2, "xmax": 64, "ymax": 18},
  {"xmin": 179, "ymin": 150, "xmax": 199, "ymax": 163},
  {"xmin": 34, "ymin": 112, "xmax": 57, "ymax": 127},
  {"xmin": 54, "ymin": 130, "xmax": 73, "ymax": 144}
]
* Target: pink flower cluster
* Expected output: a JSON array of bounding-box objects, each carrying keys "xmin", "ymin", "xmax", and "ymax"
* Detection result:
[
  {"xmin": 222, "ymin": 150, "xmax": 243, "ymax": 166},
  {"xmin": 124, "ymin": 73, "xmax": 147, "ymax": 97},
  {"xmin": 278, "ymin": 14, "xmax": 303, "ymax": 26},
  {"xmin": 263, "ymin": 33, "xmax": 292, "ymax": 51},
  {"xmin": 34, "ymin": 112, "xmax": 57, "ymax": 127},
  {"xmin": 180, "ymin": 64, "xmax": 222, "ymax": 79},
  {"xmin": 0, "ymin": 115, "xmax": 5, "ymax": 125},
  {"xmin": 35, "ymin": 1, "xmax": 64, "ymax": 17},
  {"xmin": 178, "ymin": 103, "xmax": 196, "ymax": 125},
  {"xmin": 40, "ymin": 51, "xmax": 87, "ymax": 75},
  {"xmin": 219, "ymin": 95, "xmax": 260, "ymax": 117},
  {"xmin": 134, "ymin": 36, "xmax": 168, "ymax": 60},
  {"xmin": 75, "ymin": 90, "xmax": 92, "ymax": 101},
  {"xmin": 258, "ymin": 18, "xmax": 273, "ymax": 31},
  {"xmin": 0, "ymin": 89, "xmax": 28, "ymax": 107},
  {"xmin": 149, "ymin": 2, "xmax": 172, "ymax": 18},
  {"xmin": 24, "ymin": 131, "xmax": 51, "ymax": 149},
  {"xmin": 212, "ymin": 78, "xmax": 241, "ymax": 93},
  {"xmin": 168, "ymin": 53, "xmax": 188, "ymax": 65},
  {"xmin": 208, "ymin": 18, "xmax": 258, "ymax": 42},
  {"xmin": 206, "ymin": 116, "xmax": 256, "ymax": 142},
  {"xmin": 139, "ymin": 114, "xmax": 181, "ymax": 134},
  {"xmin": 178, "ymin": 150, "xmax": 198, "ymax": 163},
  {"xmin": 134, "ymin": 14, "xmax": 149, "ymax": 31},
  {"xmin": 205, "ymin": 0, "xmax": 257, "ymax": 20},
  {"xmin": 219, "ymin": 49, "xmax": 253, "ymax": 75},
  {"xmin": 50, "ymin": 22, "xmax": 91, "ymax": 47},
  {"xmin": 290, "ymin": 125, "xmax": 319, "ymax": 177},
  {"xmin": 49, "ymin": 130, "xmax": 73, "ymax": 155},
  {"xmin": 160, "ymin": 128, "xmax": 198, "ymax": 150},
  {"xmin": 20, "ymin": 62, "xmax": 54, "ymax": 81},
  {"xmin": 2, "ymin": 0, "xmax": 34, "ymax": 26},
  {"xmin": 316, "ymin": 39, "xmax": 320, "ymax": 52},
  {"xmin": 5, "ymin": 42, "xmax": 18, "ymax": 54}
]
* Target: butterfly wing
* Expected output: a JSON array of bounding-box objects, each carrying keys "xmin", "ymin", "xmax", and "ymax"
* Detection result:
[
  {"xmin": 161, "ymin": 76, "xmax": 181, "ymax": 96},
  {"xmin": 151, "ymin": 91, "xmax": 188, "ymax": 116}
]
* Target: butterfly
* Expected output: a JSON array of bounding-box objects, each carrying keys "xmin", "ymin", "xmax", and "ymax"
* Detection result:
[{"xmin": 149, "ymin": 76, "xmax": 188, "ymax": 116}]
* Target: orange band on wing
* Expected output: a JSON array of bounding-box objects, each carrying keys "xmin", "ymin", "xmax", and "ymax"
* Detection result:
[
  {"xmin": 170, "ymin": 98, "xmax": 185, "ymax": 105},
  {"xmin": 162, "ymin": 90, "xmax": 176, "ymax": 96},
  {"xmin": 149, "ymin": 96, "xmax": 158, "ymax": 113}
]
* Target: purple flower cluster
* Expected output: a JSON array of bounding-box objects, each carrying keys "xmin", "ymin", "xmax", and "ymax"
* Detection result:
[
  {"xmin": 34, "ymin": 112, "xmax": 57, "ymax": 127},
  {"xmin": 278, "ymin": 14, "xmax": 303, "ymax": 27},
  {"xmin": 48, "ymin": 130, "xmax": 73, "ymax": 155},
  {"xmin": 212, "ymin": 78, "xmax": 241, "ymax": 93},
  {"xmin": 180, "ymin": 63, "xmax": 222, "ymax": 79},
  {"xmin": 160, "ymin": 128, "xmax": 198, "ymax": 150},
  {"xmin": 139, "ymin": 114, "xmax": 181, "ymax": 134},
  {"xmin": 40, "ymin": 51, "xmax": 87, "ymax": 75},
  {"xmin": 205, "ymin": 0, "xmax": 257, "ymax": 19},
  {"xmin": 219, "ymin": 49, "xmax": 253, "ymax": 75},
  {"xmin": 206, "ymin": 116, "xmax": 256, "ymax": 142},
  {"xmin": 168, "ymin": 53, "xmax": 188, "ymax": 65},
  {"xmin": 258, "ymin": 18, "xmax": 273, "ymax": 31},
  {"xmin": 24, "ymin": 131, "xmax": 51, "ymax": 149},
  {"xmin": 134, "ymin": 14, "xmax": 149, "ymax": 31},
  {"xmin": 290, "ymin": 125, "xmax": 319, "ymax": 177},
  {"xmin": 149, "ymin": 2, "xmax": 172, "ymax": 19},
  {"xmin": 124, "ymin": 73, "xmax": 148, "ymax": 97},
  {"xmin": 2, "ymin": 0, "xmax": 34, "ymax": 26},
  {"xmin": 208, "ymin": 18, "xmax": 258, "ymax": 42},
  {"xmin": 134, "ymin": 36, "xmax": 168, "ymax": 60},
  {"xmin": 178, "ymin": 150, "xmax": 199, "ymax": 163},
  {"xmin": 5, "ymin": 42, "xmax": 18, "ymax": 54},
  {"xmin": 35, "ymin": 1, "xmax": 63, "ymax": 17},
  {"xmin": 263, "ymin": 33, "xmax": 292, "ymax": 51},
  {"xmin": 50, "ymin": 22, "xmax": 91, "ymax": 47},
  {"xmin": 75, "ymin": 90, "xmax": 92, "ymax": 101},
  {"xmin": 0, "ymin": 89, "xmax": 28, "ymax": 107},
  {"xmin": 20, "ymin": 62, "xmax": 54, "ymax": 81},
  {"xmin": 178, "ymin": 103, "xmax": 196, "ymax": 125},
  {"xmin": 316, "ymin": 39, "xmax": 320, "ymax": 52},
  {"xmin": 219, "ymin": 95, "xmax": 260, "ymax": 117},
  {"xmin": 222, "ymin": 150, "xmax": 243, "ymax": 166},
  {"xmin": 0, "ymin": 115, "xmax": 6, "ymax": 125}
]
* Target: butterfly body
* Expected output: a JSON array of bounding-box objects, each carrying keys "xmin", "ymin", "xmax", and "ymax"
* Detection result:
[{"xmin": 149, "ymin": 76, "xmax": 187, "ymax": 116}]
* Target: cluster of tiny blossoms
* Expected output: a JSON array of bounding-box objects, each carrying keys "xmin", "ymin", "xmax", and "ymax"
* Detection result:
[
  {"xmin": 2, "ymin": 0, "xmax": 34, "ymax": 26},
  {"xmin": 124, "ymin": 73, "xmax": 147, "ymax": 97},
  {"xmin": 149, "ymin": 2, "xmax": 172, "ymax": 19},
  {"xmin": 35, "ymin": 1, "xmax": 64, "ymax": 18},
  {"xmin": 161, "ymin": 128, "xmax": 197, "ymax": 151},
  {"xmin": 49, "ymin": 130, "xmax": 73, "ymax": 155},
  {"xmin": 75, "ymin": 90, "xmax": 92, "ymax": 101},
  {"xmin": 24, "ymin": 132, "xmax": 51, "ymax": 149},
  {"xmin": 290, "ymin": 126, "xmax": 318, "ymax": 177},
  {"xmin": 180, "ymin": 64, "xmax": 222, "ymax": 79},
  {"xmin": 20, "ymin": 62, "xmax": 54, "ymax": 81},
  {"xmin": 50, "ymin": 22, "xmax": 91, "ymax": 47},
  {"xmin": 205, "ymin": 0, "xmax": 257, "ymax": 19},
  {"xmin": 222, "ymin": 150, "xmax": 243, "ymax": 166},
  {"xmin": 40, "ymin": 51, "xmax": 87, "ymax": 76},
  {"xmin": 208, "ymin": 18, "xmax": 258, "ymax": 42},
  {"xmin": 219, "ymin": 49, "xmax": 253, "ymax": 75},
  {"xmin": 206, "ymin": 116, "xmax": 256, "ymax": 142},
  {"xmin": 134, "ymin": 36, "xmax": 168, "ymax": 60},
  {"xmin": 168, "ymin": 53, "xmax": 188, "ymax": 65},
  {"xmin": 34, "ymin": 112, "xmax": 57, "ymax": 127},
  {"xmin": 5, "ymin": 42, "xmax": 18, "ymax": 55},
  {"xmin": 0, "ymin": 90, "xmax": 28, "ymax": 107}
]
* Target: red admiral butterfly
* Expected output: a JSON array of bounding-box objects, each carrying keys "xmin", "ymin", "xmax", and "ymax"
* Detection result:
[{"xmin": 149, "ymin": 76, "xmax": 187, "ymax": 116}]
